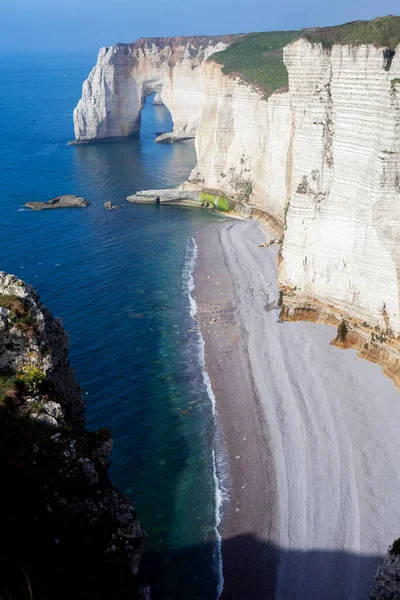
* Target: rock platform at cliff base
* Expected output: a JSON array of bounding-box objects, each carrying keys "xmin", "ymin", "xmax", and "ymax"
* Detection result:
[{"xmin": 154, "ymin": 132, "xmax": 195, "ymax": 143}]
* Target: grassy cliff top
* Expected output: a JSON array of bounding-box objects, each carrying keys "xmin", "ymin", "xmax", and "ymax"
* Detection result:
[
  {"xmin": 304, "ymin": 15, "xmax": 400, "ymax": 48},
  {"xmin": 211, "ymin": 15, "xmax": 400, "ymax": 97},
  {"xmin": 211, "ymin": 30, "xmax": 300, "ymax": 97}
]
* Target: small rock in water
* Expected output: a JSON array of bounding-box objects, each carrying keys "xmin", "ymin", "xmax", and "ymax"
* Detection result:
[
  {"xmin": 25, "ymin": 195, "xmax": 89, "ymax": 210},
  {"xmin": 104, "ymin": 201, "xmax": 120, "ymax": 210}
]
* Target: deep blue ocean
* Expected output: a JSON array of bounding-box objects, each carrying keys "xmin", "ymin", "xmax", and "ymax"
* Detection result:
[{"xmin": 0, "ymin": 54, "xmax": 222, "ymax": 598}]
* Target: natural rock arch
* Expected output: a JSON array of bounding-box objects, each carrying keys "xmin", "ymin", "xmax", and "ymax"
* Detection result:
[
  {"xmin": 73, "ymin": 37, "xmax": 236, "ymax": 143},
  {"xmin": 135, "ymin": 80, "xmax": 166, "ymax": 137}
]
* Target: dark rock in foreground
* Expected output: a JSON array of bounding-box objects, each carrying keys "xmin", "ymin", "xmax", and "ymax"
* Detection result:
[
  {"xmin": 371, "ymin": 548, "xmax": 400, "ymax": 599},
  {"xmin": 25, "ymin": 194, "xmax": 89, "ymax": 210},
  {"xmin": 0, "ymin": 272, "xmax": 148, "ymax": 599}
]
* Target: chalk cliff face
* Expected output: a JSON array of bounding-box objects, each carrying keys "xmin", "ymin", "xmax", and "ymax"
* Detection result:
[
  {"xmin": 279, "ymin": 40, "xmax": 400, "ymax": 336},
  {"xmin": 74, "ymin": 36, "xmax": 240, "ymax": 142},
  {"xmin": 185, "ymin": 38, "xmax": 400, "ymax": 380},
  {"xmin": 0, "ymin": 273, "xmax": 148, "ymax": 599},
  {"xmin": 186, "ymin": 60, "xmax": 293, "ymax": 228},
  {"xmin": 74, "ymin": 29, "xmax": 400, "ymax": 377}
]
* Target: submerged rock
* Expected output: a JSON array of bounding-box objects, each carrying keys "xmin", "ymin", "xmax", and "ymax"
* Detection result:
[{"xmin": 25, "ymin": 195, "xmax": 89, "ymax": 210}]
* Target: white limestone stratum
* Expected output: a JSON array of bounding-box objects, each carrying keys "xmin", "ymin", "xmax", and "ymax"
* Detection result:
[{"xmin": 74, "ymin": 36, "xmax": 400, "ymax": 377}]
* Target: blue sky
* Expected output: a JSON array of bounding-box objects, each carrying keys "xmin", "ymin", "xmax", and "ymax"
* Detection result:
[{"xmin": 2, "ymin": 0, "xmax": 399, "ymax": 54}]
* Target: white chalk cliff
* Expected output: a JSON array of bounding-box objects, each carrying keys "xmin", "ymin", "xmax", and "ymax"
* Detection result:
[
  {"xmin": 73, "ymin": 36, "xmax": 239, "ymax": 142},
  {"xmin": 279, "ymin": 41, "xmax": 400, "ymax": 336},
  {"xmin": 74, "ymin": 29, "xmax": 400, "ymax": 382},
  {"xmin": 185, "ymin": 59, "xmax": 293, "ymax": 224},
  {"xmin": 188, "ymin": 39, "xmax": 400, "ymax": 371}
]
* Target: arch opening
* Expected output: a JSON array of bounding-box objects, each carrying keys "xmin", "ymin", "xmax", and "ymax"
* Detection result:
[
  {"xmin": 134, "ymin": 83, "xmax": 174, "ymax": 143},
  {"xmin": 138, "ymin": 85, "xmax": 177, "ymax": 144}
]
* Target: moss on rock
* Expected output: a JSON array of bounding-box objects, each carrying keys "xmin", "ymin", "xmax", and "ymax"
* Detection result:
[{"xmin": 200, "ymin": 192, "xmax": 231, "ymax": 212}]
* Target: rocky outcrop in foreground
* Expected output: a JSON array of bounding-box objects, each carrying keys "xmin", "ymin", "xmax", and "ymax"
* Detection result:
[
  {"xmin": 25, "ymin": 194, "xmax": 89, "ymax": 210},
  {"xmin": 371, "ymin": 543, "xmax": 400, "ymax": 599},
  {"xmin": 0, "ymin": 272, "xmax": 148, "ymax": 599}
]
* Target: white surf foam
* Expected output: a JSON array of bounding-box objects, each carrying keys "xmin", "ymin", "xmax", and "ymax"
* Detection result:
[{"xmin": 183, "ymin": 235, "xmax": 227, "ymax": 599}]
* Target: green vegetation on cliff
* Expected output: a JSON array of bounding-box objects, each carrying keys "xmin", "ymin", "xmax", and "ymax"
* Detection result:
[
  {"xmin": 200, "ymin": 192, "xmax": 231, "ymax": 212},
  {"xmin": 211, "ymin": 15, "xmax": 400, "ymax": 97},
  {"xmin": 304, "ymin": 15, "xmax": 400, "ymax": 48},
  {"xmin": 211, "ymin": 30, "xmax": 300, "ymax": 97},
  {"xmin": 390, "ymin": 538, "xmax": 400, "ymax": 555}
]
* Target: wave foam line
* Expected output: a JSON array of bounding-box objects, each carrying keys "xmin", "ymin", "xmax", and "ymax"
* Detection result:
[{"xmin": 184, "ymin": 235, "xmax": 226, "ymax": 599}]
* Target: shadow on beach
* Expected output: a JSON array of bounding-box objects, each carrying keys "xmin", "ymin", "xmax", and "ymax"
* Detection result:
[{"xmin": 140, "ymin": 533, "xmax": 383, "ymax": 599}]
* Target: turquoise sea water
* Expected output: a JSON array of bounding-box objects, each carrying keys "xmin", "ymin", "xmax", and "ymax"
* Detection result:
[{"xmin": 0, "ymin": 54, "xmax": 221, "ymax": 598}]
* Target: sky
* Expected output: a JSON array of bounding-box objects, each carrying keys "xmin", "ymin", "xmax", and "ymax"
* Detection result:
[{"xmin": 2, "ymin": 0, "xmax": 399, "ymax": 54}]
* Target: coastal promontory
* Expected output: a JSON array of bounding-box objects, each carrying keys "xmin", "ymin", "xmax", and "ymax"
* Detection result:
[
  {"xmin": 74, "ymin": 17, "xmax": 400, "ymax": 387},
  {"xmin": 0, "ymin": 272, "xmax": 148, "ymax": 599},
  {"xmin": 72, "ymin": 16, "xmax": 400, "ymax": 598}
]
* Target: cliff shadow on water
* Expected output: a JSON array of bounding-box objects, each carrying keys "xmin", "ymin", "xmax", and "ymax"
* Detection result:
[{"xmin": 140, "ymin": 534, "xmax": 384, "ymax": 600}]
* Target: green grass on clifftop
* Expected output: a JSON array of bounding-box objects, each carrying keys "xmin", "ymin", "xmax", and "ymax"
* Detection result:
[
  {"xmin": 211, "ymin": 15, "xmax": 400, "ymax": 97},
  {"xmin": 304, "ymin": 15, "xmax": 400, "ymax": 48},
  {"xmin": 211, "ymin": 31, "xmax": 300, "ymax": 97}
]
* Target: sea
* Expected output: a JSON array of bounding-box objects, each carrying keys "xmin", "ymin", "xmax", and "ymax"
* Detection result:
[{"xmin": 0, "ymin": 53, "xmax": 224, "ymax": 599}]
